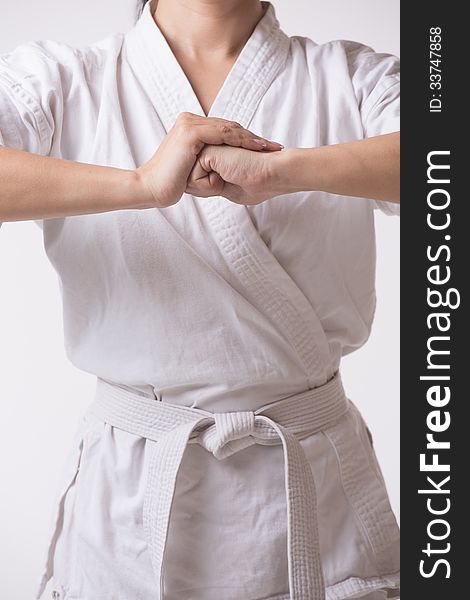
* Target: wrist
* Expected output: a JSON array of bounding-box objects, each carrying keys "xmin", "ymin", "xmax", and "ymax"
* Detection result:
[
  {"xmin": 129, "ymin": 168, "xmax": 159, "ymax": 210},
  {"xmin": 269, "ymin": 147, "xmax": 322, "ymax": 196}
]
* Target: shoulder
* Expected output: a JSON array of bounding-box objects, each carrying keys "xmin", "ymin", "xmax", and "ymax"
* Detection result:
[
  {"xmin": 288, "ymin": 36, "xmax": 399, "ymax": 112},
  {"xmin": 0, "ymin": 33, "xmax": 125, "ymax": 85},
  {"xmin": 289, "ymin": 36, "xmax": 399, "ymax": 76},
  {"xmin": 0, "ymin": 34, "xmax": 126, "ymax": 154}
]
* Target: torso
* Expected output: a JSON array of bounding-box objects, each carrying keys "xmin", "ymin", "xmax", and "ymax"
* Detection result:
[
  {"xmin": 5, "ymin": 2, "xmax": 399, "ymax": 407},
  {"xmin": 1, "ymin": 3, "xmax": 401, "ymax": 598}
]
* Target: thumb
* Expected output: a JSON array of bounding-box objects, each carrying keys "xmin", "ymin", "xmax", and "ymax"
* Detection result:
[{"xmin": 186, "ymin": 155, "xmax": 225, "ymax": 198}]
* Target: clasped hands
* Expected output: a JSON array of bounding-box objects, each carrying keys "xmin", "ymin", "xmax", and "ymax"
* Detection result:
[{"xmin": 136, "ymin": 112, "xmax": 286, "ymax": 208}]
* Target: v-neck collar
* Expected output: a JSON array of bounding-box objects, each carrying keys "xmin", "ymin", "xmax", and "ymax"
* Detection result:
[
  {"xmin": 124, "ymin": 0, "xmax": 290, "ymax": 131},
  {"xmin": 123, "ymin": 3, "xmax": 333, "ymax": 384}
]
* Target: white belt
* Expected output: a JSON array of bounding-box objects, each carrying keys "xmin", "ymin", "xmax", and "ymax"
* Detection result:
[{"xmin": 88, "ymin": 371, "xmax": 350, "ymax": 600}]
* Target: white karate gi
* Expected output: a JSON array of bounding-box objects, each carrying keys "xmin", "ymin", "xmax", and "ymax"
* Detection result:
[{"xmin": 0, "ymin": 2, "xmax": 400, "ymax": 599}]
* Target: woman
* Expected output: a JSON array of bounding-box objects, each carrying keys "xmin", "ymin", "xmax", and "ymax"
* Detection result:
[{"xmin": 0, "ymin": 0, "xmax": 400, "ymax": 599}]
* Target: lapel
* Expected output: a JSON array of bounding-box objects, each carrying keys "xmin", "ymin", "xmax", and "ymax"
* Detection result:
[
  {"xmin": 201, "ymin": 198, "xmax": 335, "ymax": 387},
  {"xmin": 123, "ymin": 2, "xmax": 334, "ymax": 386},
  {"xmin": 124, "ymin": 1, "xmax": 290, "ymax": 129}
]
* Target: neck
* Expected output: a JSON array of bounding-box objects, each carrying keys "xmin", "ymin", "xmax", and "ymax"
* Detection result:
[{"xmin": 151, "ymin": 0, "xmax": 265, "ymax": 58}]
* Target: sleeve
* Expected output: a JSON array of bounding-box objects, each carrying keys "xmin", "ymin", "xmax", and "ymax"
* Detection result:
[
  {"xmin": 345, "ymin": 41, "xmax": 400, "ymax": 216},
  {"xmin": 0, "ymin": 40, "xmax": 68, "ymax": 228}
]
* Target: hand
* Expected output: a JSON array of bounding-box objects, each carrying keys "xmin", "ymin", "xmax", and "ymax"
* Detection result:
[
  {"xmin": 186, "ymin": 144, "xmax": 284, "ymax": 205},
  {"xmin": 186, "ymin": 131, "xmax": 401, "ymax": 207},
  {"xmin": 135, "ymin": 112, "xmax": 282, "ymax": 208}
]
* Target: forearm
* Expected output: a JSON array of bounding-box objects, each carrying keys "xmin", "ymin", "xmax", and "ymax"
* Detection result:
[
  {"xmin": 0, "ymin": 146, "xmax": 152, "ymax": 222},
  {"xmin": 274, "ymin": 132, "xmax": 400, "ymax": 203}
]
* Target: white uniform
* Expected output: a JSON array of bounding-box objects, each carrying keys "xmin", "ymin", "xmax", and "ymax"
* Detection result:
[{"xmin": 0, "ymin": 2, "xmax": 400, "ymax": 599}]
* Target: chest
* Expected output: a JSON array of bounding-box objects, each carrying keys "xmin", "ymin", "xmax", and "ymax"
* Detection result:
[
  {"xmin": 51, "ymin": 46, "xmax": 373, "ymax": 269},
  {"xmin": 172, "ymin": 53, "xmax": 237, "ymax": 117},
  {"xmin": 48, "ymin": 42, "xmax": 375, "ymax": 298},
  {"xmin": 60, "ymin": 59, "xmax": 364, "ymax": 172}
]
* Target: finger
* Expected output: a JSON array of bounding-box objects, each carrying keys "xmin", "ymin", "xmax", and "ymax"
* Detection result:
[
  {"xmin": 219, "ymin": 181, "xmax": 246, "ymax": 204},
  {"xmin": 186, "ymin": 171, "xmax": 224, "ymax": 198},
  {"xmin": 192, "ymin": 121, "xmax": 283, "ymax": 152},
  {"xmin": 206, "ymin": 171, "xmax": 225, "ymax": 196},
  {"xmin": 186, "ymin": 154, "xmax": 224, "ymax": 197},
  {"xmin": 176, "ymin": 112, "xmax": 282, "ymax": 150},
  {"xmin": 187, "ymin": 154, "xmax": 211, "ymax": 183}
]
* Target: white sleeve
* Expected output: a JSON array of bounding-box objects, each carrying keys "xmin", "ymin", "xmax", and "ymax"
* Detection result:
[
  {"xmin": 345, "ymin": 41, "xmax": 400, "ymax": 217},
  {"xmin": 0, "ymin": 40, "xmax": 69, "ymax": 227}
]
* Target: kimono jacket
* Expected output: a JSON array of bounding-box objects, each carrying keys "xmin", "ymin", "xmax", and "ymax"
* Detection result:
[{"xmin": 0, "ymin": 2, "xmax": 400, "ymax": 599}]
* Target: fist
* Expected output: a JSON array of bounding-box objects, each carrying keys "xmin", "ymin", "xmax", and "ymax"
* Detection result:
[
  {"xmin": 136, "ymin": 112, "xmax": 283, "ymax": 208},
  {"xmin": 186, "ymin": 145, "xmax": 283, "ymax": 205}
]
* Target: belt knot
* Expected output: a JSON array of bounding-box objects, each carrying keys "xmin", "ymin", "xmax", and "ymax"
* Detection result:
[
  {"xmin": 193, "ymin": 410, "xmax": 257, "ymax": 459},
  {"xmin": 86, "ymin": 370, "xmax": 349, "ymax": 600}
]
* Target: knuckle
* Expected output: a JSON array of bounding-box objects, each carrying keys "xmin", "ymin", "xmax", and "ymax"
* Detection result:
[
  {"xmin": 220, "ymin": 124, "xmax": 232, "ymax": 135},
  {"xmin": 176, "ymin": 112, "xmax": 193, "ymax": 130},
  {"xmin": 177, "ymin": 112, "xmax": 192, "ymax": 121},
  {"xmin": 188, "ymin": 140, "xmax": 200, "ymax": 154}
]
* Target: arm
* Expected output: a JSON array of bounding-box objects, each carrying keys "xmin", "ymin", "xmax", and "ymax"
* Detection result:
[
  {"xmin": 0, "ymin": 113, "xmax": 281, "ymax": 222},
  {"xmin": 274, "ymin": 132, "xmax": 400, "ymax": 204},
  {"xmin": 0, "ymin": 146, "xmax": 143, "ymax": 221},
  {"xmin": 186, "ymin": 132, "xmax": 400, "ymax": 205}
]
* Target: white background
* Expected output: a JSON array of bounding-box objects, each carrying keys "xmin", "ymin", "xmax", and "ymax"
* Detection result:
[{"xmin": 0, "ymin": 1, "xmax": 400, "ymax": 598}]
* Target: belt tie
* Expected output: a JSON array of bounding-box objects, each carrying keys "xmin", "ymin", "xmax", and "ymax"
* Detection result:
[{"xmin": 88, "ymin": 371, "xmax": 350, "ymax": 600}]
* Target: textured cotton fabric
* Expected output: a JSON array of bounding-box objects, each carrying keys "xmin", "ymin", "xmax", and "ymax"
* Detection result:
[{"xmin": 0, "ymin": 1, "xmax": 400, "ymax": 599}]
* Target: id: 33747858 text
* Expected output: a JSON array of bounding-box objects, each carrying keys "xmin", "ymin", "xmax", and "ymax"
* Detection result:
[{"xmin": 429, "ymin": 27, "xmax": 443, "ymax": 113}]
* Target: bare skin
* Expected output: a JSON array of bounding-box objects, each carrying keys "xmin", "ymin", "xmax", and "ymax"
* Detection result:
[
  {"xmin": 153, "ymin": 0, "xmax": 266, "ymax": 115},
  {"xmin": 187, "ymin": 132, "xmax": 400, "ymax": 204},
  {"xmin": 152, "ymin": 0, "xmax": 399, "ymax": 204},
  {"xmin": 0, "ymin": 0, "xmax": 399, "ymax": 223},
  {"xmin": 0, "ymin": 116, "xmax": 281, "ymax": 222},
  {"xmin": 0, "ymin": 0, "xmax": 279, "ymax": 222}
]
